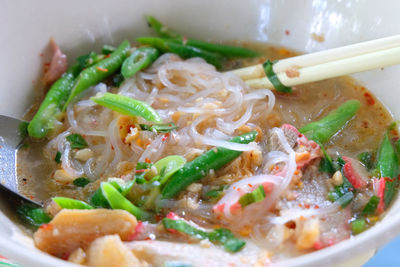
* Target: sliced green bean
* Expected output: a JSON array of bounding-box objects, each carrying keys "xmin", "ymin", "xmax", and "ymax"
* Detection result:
[
  {"xmin": 90, "ymin": 179, "xmax": 134, "ymax": 208},
  {"xmin": 52, "ymin": 197, "xmax": 93, "ymax": 209},
  {"xmin": 121, "ymin": 47, "xmax": 160, "ymax": 78},
  {"xmin": 351, "ymin": 218, "xmax": 367, "ymax": 235},
  {"xmin": 154, "ymin": 155, "xmax": 186, "ymax": 185},
  {"xmin": 91, "ymin": 92, "xmax": 162, "ymax": 123},
  {"xmin": 101, "ymin": 182, "xmax": 150, "ymax": 220},
  {"xmin": 146, "ymin": 16, "xmax": 259, "ymax": 58},
  {"xmin": 137, "ymin": 37, "xmax": 223, "ymax": 69},
  {"xmin": 146, "ymin": 15, "xmax": 180, "ymax": 38},
  {"xmin": 64, "ymin": 40, "xmax": 130, "ymax": 108},
  {"xmin": 376, "ymin": 132, "xmax": 399, "ymax": 208},
  {"xmin": 263, "ymin": 60, "xmax": 292, "ymax": 93},
  {"xmin": 299, "ymin": 100, "xmax": 361, "ymax": 144},
  {"xmin": 28, "ymin": 64, "xmax": 82, "ymax": 138},
  {"xmin": 162, "ymin": 218, "xmax": 245, "ymax": 252},
  {"xmin": 162, "ymin": 131, "xmax": 257, "ymax": 198},
  {"xmin": 140, "ymin": 122, "xmax": 178, "ymax": 133}
]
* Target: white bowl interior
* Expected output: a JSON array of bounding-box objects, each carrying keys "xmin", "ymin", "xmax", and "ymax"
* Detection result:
[{"xmin": 1, "ymin": 0, "xmax": 400, "ymax": 266}]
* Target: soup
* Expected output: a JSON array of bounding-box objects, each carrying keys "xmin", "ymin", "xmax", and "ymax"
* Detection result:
[{"xmin": 15, "ymin": 17, "xmax": 397, "ymax": 266}]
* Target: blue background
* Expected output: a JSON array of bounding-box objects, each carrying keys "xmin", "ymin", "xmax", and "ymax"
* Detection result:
[{"xmin": 363, "ymin": 236, "xmax": 400, "ymax": 266}]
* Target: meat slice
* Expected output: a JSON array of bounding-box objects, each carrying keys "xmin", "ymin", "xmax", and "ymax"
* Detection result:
[
  {"xmin": 34, "ymin": 209, "xmax": 137, "ymax": 256},
  {"xmin": 267, "ymin": 124, "xmax": 321, "ymax": 170},
  {"xmin": 43, "ymin": 39, "xmax": 68, "ymax": 85}
]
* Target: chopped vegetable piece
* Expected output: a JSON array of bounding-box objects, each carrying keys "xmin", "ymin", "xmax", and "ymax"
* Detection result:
[
  {"xmin": 299, "ymin": 100, "xmax": 361, "ymax": 144},
  {"xmin": 52, "ymin": 197, "xmax": 94, "ymax": 210},
  {"xmin": 146, "ymin": 16, "xmax": 259, "ymax": 58},
  {"xmin": 351, "ymin": 219, "xmax": 367, "ymax": 235},
  {"xmin": 91, "ymin": 92, "xmax": 162, "ymax": 123},
  {"xmin": 238, "ymin": 185, "xmax": 266, "ymax": 207},
  {"xmin": 121, "ymin": 47, "xmax": 160, "ymax": 78},
  {"xmin": 137, "ymin": 37, "xmax": 223, "ymax": 69},
  {"xmin": 73, "ymin": 177, "xmax": 91, "ymax": 187},
  {"xmin": 140, "ymin": 122, "xmax": 178, "ymax": 133},
  {"xmin": 55, "ymin": 151, "xmax": 62, "ymax": 164},
  {"xmin": 153, "ymin": 155, "xmax": 186, "ymax": 185},
  {"xmin": 76, "ymin": 51, "xmax": 105, "ymax": 69},
  {"xmin": 358, "ymin": 151, "xmax": 375, "ymax": 170},
  {"xmin": 17, "ymin": 204, "xmax": 51, "ymax": 228},
  {"xmin": 205, "ymin": 187, "xmax": 224, "ymax": 199},
  {"xmin": 376, "ymin": 132, "xmax": 399, "ymax": 208},
  {"xmin": 362, "ymin": 195, "xmax": 380, "ymax": 215},
  {"xmin": 102, "ymin": 45, "xmax": 116, "ymax": 55},
  {"xmin": 64, "ymin": 40, "xmax": 130, "ymax": 108},
  {"xmin": 66, "ymin": 133, "xmax": 88, "ymax": 149},
  {"xmin": 336, "ymin": 191, "xmax": 354, "ymax": 208},
  {"xmin": 90, "ymin": 179, "xmax": 135, "ymax": 208},
  {"xmin": 318, "ymin": 144, "xmax": 335, "ymax": 174},
  {"xmin": 146, "ymin": 15, "xmax": 180, "ymax": 38},
  {"xmin": 112, "ymin": 73, "xmax": 124, "ymax": 87},
  {"xmin": 162, "ymin": 217, "xmax": 245, "ymax": 252},
  {"xmin": 263, "ymin": 60, "xmax": 292, "ymax": 93},
  {"xmin": 101, "ymin": 182, "xmax": 150, "ymax": 220},
  {"xmin": 28, "ymin": 63, "xmax": 82, "ymax": 138},
  {"xmin": 162, "ymin": 131, "xmax": 257, "ymax": 199}
]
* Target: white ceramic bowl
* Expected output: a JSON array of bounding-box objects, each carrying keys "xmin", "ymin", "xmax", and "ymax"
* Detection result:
[{"xmin": 1, "ymin": 0, "xmax": 400, "ymax": 266}]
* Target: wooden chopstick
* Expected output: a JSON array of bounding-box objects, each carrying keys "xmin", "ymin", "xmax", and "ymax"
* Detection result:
[{"xmin": 232, "ymin": 35, "xmax": 400, "ymax": 89}]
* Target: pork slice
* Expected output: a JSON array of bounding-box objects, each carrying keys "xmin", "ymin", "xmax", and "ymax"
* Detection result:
[
  {"xmin": 267, "ymin": 124, "xmax": 299, "ymax": 152},
  {"xmin": 43, "ymin": 39, "xmax": 68, "ymax": 86}
]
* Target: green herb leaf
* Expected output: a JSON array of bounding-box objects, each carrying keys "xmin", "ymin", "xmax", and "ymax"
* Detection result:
[
  {"xmin": 362, "ymin": 195, "xmax": 380, "ymax": 215},
  {"xmin": 17, "ymin": 204, "xmax": 51, "ymax": 228},
  {"xmin": 162, "ymin": 217, "xmax": 245, "ymax": 252},
  {"xmin": 55, "ymin": 151, "xmax": 62, "ymax": 164},
  {"xmin": 73, "ymin": 177, "xmax": 91, "ymax": 187},
  {"xmin": 66, "ymin": 133, "xmax": 88, "ymax": 149}
]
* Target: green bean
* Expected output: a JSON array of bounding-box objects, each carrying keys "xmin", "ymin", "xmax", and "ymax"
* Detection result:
[
  {"xmin": 121, "ymin": 47, "xmax": 160, "ymax": 78},
  {"xmin": 91, "ymin": 92, "xmax": 162, "ymax": 123},
  {"xmin": 27, "ymin": 64, "xmax": 81, "ymax": 138},
  {"xmin": 90, "ymin": 179, "xmax": 134, "ymax": 208},
  {"xmin": 146, "ymin": 15, "xmax": 180, "ymax": 38},
  {"xmin": 137, "ymin": 37, "xmax": 223, "ymax": 69},
  {"xmin": 101, "ymin": 182, "xmax": 150, "ymax": 220},
  {"xmin": 52, "ymin": 197, "xmax": 93, "ymax": 210},
  {"xmin": 263, "ymin": 60, "xmax": 292, "ymax": 93},
  {"xmin": 64, "ymin": 40, "xmax": 130, "ymax": 108},
  {"xmin": 146, "ymin": 16, "xmax": 259, "ymax": 58},
  {"xmin": 299, "ymin": 100, "xmax": 361, "ymax": 144},
  {"xmin": 101, "ymin": 45, "xmax": 116, "ymax": 55},
  {"xmin": 162, "ymin": 218, "xmax": 245, "ymax": 252},
  {"xmin": 376, "ymin": 132, "xmax": 399, "ymax": 208},
  {"xmin": 162, "ymin": 131, "xmax": 257, "ymax": 198}
]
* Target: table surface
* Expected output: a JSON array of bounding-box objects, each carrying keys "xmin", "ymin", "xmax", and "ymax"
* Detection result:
[{"xmin": 363, "ymin": 236, "xmax": 400, "ymax": 266}]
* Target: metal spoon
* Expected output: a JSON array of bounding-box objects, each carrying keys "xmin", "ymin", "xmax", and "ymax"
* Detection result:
[{"xmin": 0, "ymin": 114, "xmax": 42, "ymax": 206}]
